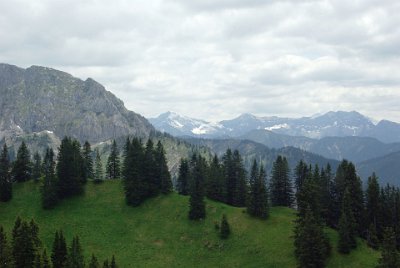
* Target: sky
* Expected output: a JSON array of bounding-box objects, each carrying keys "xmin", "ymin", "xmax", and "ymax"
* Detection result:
[{"xmin": 1, "ymin": 0, "xmax": 400, "ymax": 122}]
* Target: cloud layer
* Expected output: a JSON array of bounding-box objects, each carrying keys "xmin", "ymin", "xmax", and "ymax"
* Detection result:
[{"xmin": 1, "ymin": 0, "xmax": 399, "ymax": 122}]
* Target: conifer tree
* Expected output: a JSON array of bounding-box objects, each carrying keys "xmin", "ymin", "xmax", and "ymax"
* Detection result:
[
  {"xmin": 94, "ymin": 149, "xmax": 104, "ymax": 182},
  {"xmin": 82, "ymin": 141, "xmax": 94, "ymax": 181},
  {"xmin": 270, "ymin": 156, "xmax": 293, "ymax": 207},
  {"xmin": 294, "ymin": 160, "xmax": 309, "ymax": 192},
  {"xmin": 67, "ymin": 236, "xmax": 85, "ymax": 268},
  {"xmin": 42, "ymin": 249, "xmax": 51, "ymax": 268},
  {"xmin": 248, "ymin": 163, "xmax": 269, "ymax": 219},
  {"xmin": 41, "ymin": 148, "xmax": 58, "ymax": 209},
  {"xmin": 367, "ymin": 223, "xmax": 379, "ymax": 250},
  {"xmin": 12, "ymin": 141, "xmax": 32, "ymax": 182},
  {"xmin": 110, "ymin": 255, "xmax": 117, "ymax": 268},
  {"xmin": 0, "ymin": 144, "xmax": 12, "ymax": 202},
  {"xmin": 378, "ymin": 228, "xmax": 400, "ymax": 268},
  {"xmin": 51, "ymin": 230, "xmax": 67, "ymax": 268},
  {"xmin": 0, "ymin": 225, "xmax": 12, "ymax": 268},
  {"xmin": 103, "ymin": 259, "xmax": 109, "ymax": 268},
  {"xmin": 188, "ymin": 154, "xmax": 206, "ymax": 220},
  {"xmin": 337, "ymin": 189, "xmax": 357, "ymax": 254},
  {"xmin": 106, "ymin": 140, "xmax": 120, "ymax": 180},
  {"xmin": 177, "ymin": 159, "xmax": 190, "ymax": 195},
  {"xmin": 155, "ymin": 141, "xmax": 172, "ymax": 194},
  {"xmin": 89, "ymin": 254, "xmax": 100, "ymax": 268},
  {"xmin": 144, "ymin": 139, "xmax": 157, "ymax": 196},
  {"xmin": 220, "ymin": 214, "xmax": 231, "ymax": 239},
  {"xmin": 12, "ymin": 220, "xmax": 36, "ymax": 268},
  {"xmin": 296, "ymin": 169, "xmax": 321, "ymax": 221},
  {"xmin": 32, "ymin": 152, "xmax": 42, "ymax": 182},
  {"xmin": 294, "ymin": 206, "xmax": 330, "ymax": 268},
  {"xmin": 57, "ymin": 137, "xmax": 85, "ymax": 198},
  {"xmin": 232, "ymin": 150, "xmax": 247, "ymax": 207},
  {"xmin": 206, "ymin": 154, "xmax": 225, "ymax": 202},
  {"xmin": 366, "ymin": 173, "xmax": 380, "ymax": 233},
  {"xmin": 33, "ymin": 252, "xmax": 42, "ymax": 268}
]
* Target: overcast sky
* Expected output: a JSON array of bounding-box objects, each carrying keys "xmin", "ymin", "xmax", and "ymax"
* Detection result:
[{"xmin": 1, "ymin": 0, "xmax": 399, "ymax": 122}]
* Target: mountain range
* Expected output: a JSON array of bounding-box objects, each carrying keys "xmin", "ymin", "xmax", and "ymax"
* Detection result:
[{"xmin": 150, "ymin": 111, "xmax": 400, "ymax": 143}]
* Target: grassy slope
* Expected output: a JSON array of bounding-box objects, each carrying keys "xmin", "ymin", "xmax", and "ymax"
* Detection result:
[{"xmin": 0, "ymin": 181, "xmax": 379, "ymax": 267}]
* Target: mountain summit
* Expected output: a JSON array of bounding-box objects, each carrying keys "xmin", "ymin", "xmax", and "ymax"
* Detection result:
[{"xmin": 0, "ymin": 63, "xmax": 153, "ymax": 143}]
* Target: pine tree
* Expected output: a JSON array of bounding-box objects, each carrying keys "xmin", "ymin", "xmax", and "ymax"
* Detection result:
[
  {"xmin": 82, "ymin": 141, "xmax": 94, "ymax": 181},
  {"xmin": 220, "ymin": 214, "xmax": 231, "ymax": 239},
  {"xmin": 378, "ymin": 227, "xmax": 400, "ymax": 268},
  {"xmin": 106, "ymin": 140, "xmax": 120, "ymax": 180},
  {"xmin": 51, "ymin": 230, "xmax": 67, "ymax": 268},
  {"xmin": 0, "ymin": 144, "xmax": 12, "ymax": 202},
  {"xmin": 206, "ymin": 154, "xmax": 225, "ymax": 203},
  {"xmin": 67, "ymin": 236, "xmax": 85, "ymax": 268},
  {"xmin": 42, "ymin": 249, "xmax": 51, "ymax": 268},
  {"xmin": 89, "ymin": 254, "xmax": 100, "ymax": 268},
  {"xmin": 12, "ymin": 141, "xmax": 32, "ymax": 182},
  {"xmin": 41, "ymin": 148, "xmax": 58, "ymax": 209},
  {"xmin": 248, "ymin": 162, "xmax": 269, "ymax": 219},
  {"xmin": 177, "ymin": 159, "xmax": 190, "ymax": 195},
  {"xmin": 294, "ymin": 206, "xmax": 330, "ymax": 268},
  {"xmin": 154, "ymin": 141, "xmax": 172, "ymax": 194},
  {"xmin": 32, "ymin": 152, "xmax": 42, "ymax": 182},
  {"xmin": 0, "ymin": 225, "xmax": 12, "ymax": 268},
  {"xmin": 94, "ymin": 149, "xmax": 104, "ymax": 183},
  {"xmin": 57, "ymin": 137, "xmax": 85, "ymax": 198},
  {"xmin": 337, "ymin": 189, "xmax": 357, "ymax": 254},
  {"xmin": 270, "ymin": 156, "xmax": 293, "ymax": 207},
  {"xmin": 188, "ymin": 154, "xmax": 206, "ymax": 220}
]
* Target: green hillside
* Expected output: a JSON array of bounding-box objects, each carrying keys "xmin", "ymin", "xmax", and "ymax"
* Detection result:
[{"xmin": 0, "ymin": 181, "xmax": 379, "ymax": 267}]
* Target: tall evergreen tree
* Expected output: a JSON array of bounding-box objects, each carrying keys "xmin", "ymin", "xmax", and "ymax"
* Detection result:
[
  {"xmin": 67, "ymin": 236, "xmax": 85, "ymax": 268},
  {"xmin": 110, "ymin": 255, "xmax": 117, "ymax": 268},
  {"xmin": 42, "ymin": 249, "xmax": 51, "ymax": 268},
  {"xmin": 270, "ymin": 156, "xmax": 293, "ymax": 207},
  {"xmin": 337, "ymin": 189, "xmax": 357, "ymax": 254},
  {"xmin": 154, "ymin": 141, "xmax": 172, "ymax": 194},
  {"xmin": 0, "ymin": 144, "xmax": 12, "ymax": 202},
  {"xmin": 12, "ymin": 220, "xmax": 36, "ymax": 268},
  {"xmin": 232, "ymin": 150, "xmax": 247, "ymax": 207},
  {"xmin": 0, "ymin": 225, "xmax": 12, "ymax": 268},
  {"xmin": 294, "ymin": 206, "xmax": 330, "ymax": 268},
  {"xmin": 103, "ymin": 259, "xmax": 109, "ymax": 268},
  {"xmin": 106, "ymin": 140, "xmax": 120, "ymax": 180},
  {"xmin": 12, "ymin": 141, "xmax": 32, "ymax": 182},
  {"xmin": 296, "ymin": 170, "xmax": 321, "ymax": 221},
  {"xmin": 366, "ymin": 173, "xmax": 380, "ymax": 233},
  {"xmin": 41, "ymin": 148, "xmax": 58, "ymax": 209},
  {"xmin": 82, "ymin": 141, "xmax": 94, "ymax": 181},
  {"xmin": 294, "ymin": 160, "xmax": 309, "ymax": 192},
  {"xmin": 378, "ymin": 227, "xmax": 400, "ymax": 268},
  {"xmin": 188, "ymin": 154, "xmax": 206, "ymax": 220},
  {"xmin": 89, "ymin": 254, "xmax": 100, "ymax": 268},
  {"xmin": 94, "ymin": 149, "xmax": 104, "ymax": 182},
  {"xmin": 57, "ymin": 137, "xmax": 85, "ymax": 198},
  {"xmin": 206, "ymin": 154, "xmax": 225, "ymax": 203},
  {"xmin": 248, "ymin": 162, "xmax": 269, "ymax": 219},
  {"xmin": 51, "ymin": 230, "xmax": 67, "ymax": 268},
  {"xmin": 220, "ymin": 214, "xmax": 231, "ymax": 239},
  {"xmin": 32, "ymin": 152, "xmax": 42, "ymax": 182},
  {"xmin": 177, "ymin": 159, "xmax": 190, "ymax": 195}
]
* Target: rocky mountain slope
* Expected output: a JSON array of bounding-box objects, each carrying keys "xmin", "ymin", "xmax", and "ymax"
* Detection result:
[{"xmin": 0, "ymin": 63, "xmax": 153, "ymax": 144}]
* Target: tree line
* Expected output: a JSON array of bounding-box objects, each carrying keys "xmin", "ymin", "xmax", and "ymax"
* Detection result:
[{"xmin": 0, "ymin": 217, "xmax": 117, "ymax": 268}]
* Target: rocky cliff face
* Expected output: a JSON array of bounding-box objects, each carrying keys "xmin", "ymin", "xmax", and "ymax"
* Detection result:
[{"xmin": 0, "ymin": 63, "xmax": 154, "ymax": 143}]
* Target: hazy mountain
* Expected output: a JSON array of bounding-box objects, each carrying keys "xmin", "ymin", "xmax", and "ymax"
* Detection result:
[
  {"xmin": 0, "ymin": 63, "xmax": 154, "ymax": 144},
  {"xmin": 357, "ymin": 151, "xmax": 400, "ymax": 186},
  {"xmin": 151, "ymin": 111, "xmax": 400, "ymax": 143},
  {"xmin": 240, "ymin": 129, "xmax": 400, "ymax": 163}
]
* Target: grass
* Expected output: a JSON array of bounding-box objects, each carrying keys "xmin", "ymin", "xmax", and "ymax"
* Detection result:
[{"xmin": 0, "ymin": 180, "xmax": 379, "ymax": 267}]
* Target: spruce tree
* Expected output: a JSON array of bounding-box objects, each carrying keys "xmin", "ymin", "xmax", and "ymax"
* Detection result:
[
  {"xmin": 0, "ymin": 225, "xmax": 12, "ymax": 268},
  {"xmin": 57, "ymin": 137, "xmax": 85, "ymax": 198},
  {"xmin": 0, "ymin": 144, "xmax": 12, "ymax": 202},
  {"xmin": 143, "ymin": 139, "xmax": 156, "ymax": 197},
  {"xmin": 337, "ymin": 189, "xmax": 357, "ymax": 254},
  {"xmin": 42, "ymin": 249, "xmax": 51, "ymax": 268},
  {"xmin": 270, "ymin": 156, "xmax": 293, "ymax": 207},
  {"xmin": 367, "ymin": 223, "xmax": 379, "ymax": 250},
  {"xmin": 206, "ymin": 154, "xmax": 225, "ymax": 203},
  {"xmin": 41, "ymin": 148, "xmax": 58, "ymax": 209},
  {"xmin": 294, "ymin": 206, "xmax": 330, "ymax": 268},
  {"xmin": 154, "ymin": 141, "xmax": 172, "ymax": 194},
  {"xmin": 366, "ymin": 173, "xmax": 380, "ymax": 233},
  {"xmin": 94, "ymin": 149, "xmax": 104, "ymax": 182},
  {"xmin": 89, "ymin": 254, "xmax": 100, "ymax": 268},
  {"xmin": 67, "ymin": 236, "xmax": 85, "ymax": 268},
  {"xmin": 232, "ymin": 150, "xmax": 247, "ymax": 207},
  {"xmin": 12, "ymin": 220, "xmax": 36, "ymax": 268},
  {"xmin": 103, "ymin": 259, "xmax": 109, "ymax": 268},
  {"xmin": 188, "ymin": 154, "xmax": 206, "ymax": 220},
  {"xmin": 32, "ymin": 152, "xmax": 42, "ymax": 182},
  {"xmin": 110, "ymin": 255, "xmax": 117, "ymax": 268},
  {"xmin": 12, "ymin": 141, "xmax": 32, "ymax": 182},
  {"xmin": 177, "ymin": 159, "xmax": 190, "ymax": 195},
  {"xmin": 106, "ymin": 140, "xmax": 120, "ymax": 180},
  {"xmin": 248, "ymin": 163, "xmax": 269, "ymax": 219},
  {"xmin": 220, "ymin": 214, "xmax": 231, "ymax": 239},
  {"xmin": 82, "ymin": 141, "xmax": 94, "ymax": 181},
  {"xmin": 294, "ymin": 160, "xmax": 309, "ymax": 192},
  {"xmin": 378, "ymin": 228, "xmax": 400, "ymax": 268},
  {"xmin": 51, "ymin": 230, "xmax": 67, "ymax": 268},
  {"xmin": 33, "ymin": 252, "xmax": 42, "ymax": 268}
]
